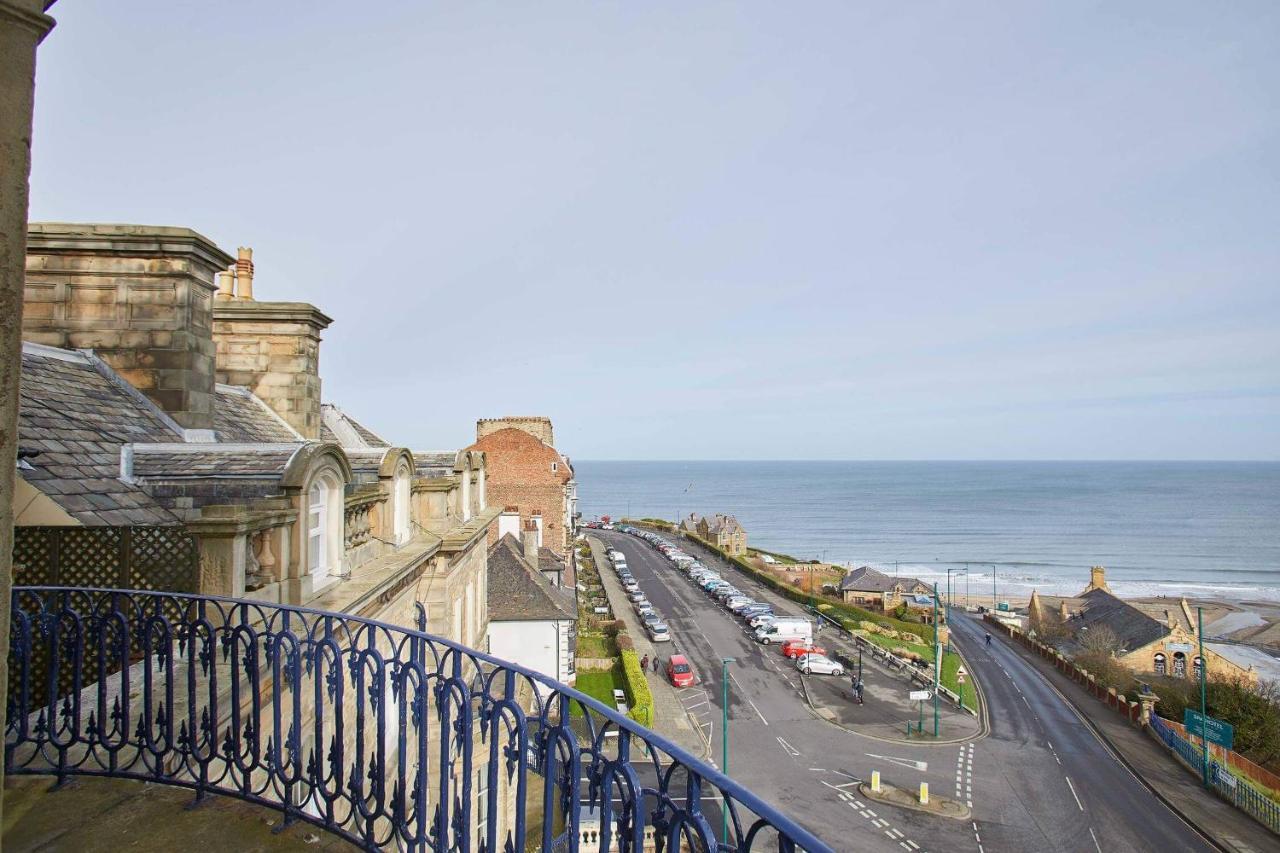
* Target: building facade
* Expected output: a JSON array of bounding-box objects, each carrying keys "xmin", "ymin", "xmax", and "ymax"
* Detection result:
[
  {"xmin": 838, "ymin": 565, "xmax": 933, "ymax": 611},
  {"xmin": 689, "ymin": 512, "xmax": 747, "ymax": 556},
  {"xmin": 1028, "ymin": 567, "xmax": 1256, "ymax": 684},
  {"xmin": 468, "ymin": 417, "xmax": 576, "ymax": 562},
  {"xmin": 486, "ymin": 525, "xmax": 577, "ymax": 687}
]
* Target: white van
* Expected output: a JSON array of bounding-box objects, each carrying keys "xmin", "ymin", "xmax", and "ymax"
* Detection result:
[{"xmin": 755, "ymin": 617, "xmax": 813, "ymax": 645}]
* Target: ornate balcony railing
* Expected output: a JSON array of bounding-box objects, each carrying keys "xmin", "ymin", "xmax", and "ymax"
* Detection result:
[{"xmin": 5, "ymin": 586, "xmax": 830, "ymax": 853}]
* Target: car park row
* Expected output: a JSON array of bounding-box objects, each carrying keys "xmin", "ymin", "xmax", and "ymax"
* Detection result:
[{"xmin": 613, "ymin": 526, "xmax": 845, "ymax": 678}]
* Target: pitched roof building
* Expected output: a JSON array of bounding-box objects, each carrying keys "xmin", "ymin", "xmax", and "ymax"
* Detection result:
[
  {"xmin": 838, "ymin": 565, "xmax": 933, "ymax": 611},
  {"xmin": 15, "ymin": 223, "xmax": 496, "ymax": 649},
  {"xmin": 1028, "ymin": 567, "xmax": 1256, "ymax": 684},
  {"xmin": 486, "ymin": 526, "xmax": 577, "ymax": 686},
  {"xmin": 694, "ymin": 512, "xmax": 747, "ymax": 556}
]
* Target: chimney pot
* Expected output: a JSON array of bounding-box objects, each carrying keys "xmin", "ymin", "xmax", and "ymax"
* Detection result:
[
  {"xmin": 521, "ymin": 520, "xmax": 539, "ymax": 564},
  {"xmin": 235, "ymin": 246, "xmax": 255, "ymax": 300}
]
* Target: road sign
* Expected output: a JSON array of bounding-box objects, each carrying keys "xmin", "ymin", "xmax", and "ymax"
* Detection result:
[
  {"xmin": 1184, "ymin": 709, "xmax": 1234, "ymax": 749},
  {"xmin": 1167, "ymin": 642, "xmax": 1193, "ymax": 654},
  {"xmin": 957, "ymin": 666, "xmax": 967, "ymax": 675},
  {"xmin": 909, "ymin": 690, "xmax": 931, "ymax": 701},
  {"xmin": 957, "ymin": 674, "xmax": 966, "ymax": 684}
]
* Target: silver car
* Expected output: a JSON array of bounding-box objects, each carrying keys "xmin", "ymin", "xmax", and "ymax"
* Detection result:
[
  {"xmin": 647, "ymin": 621, "xmax": 672, "ymax": 643},
  {"xmin": 795, "ymin": 654, "xmax": 844, "ymax": 676}
]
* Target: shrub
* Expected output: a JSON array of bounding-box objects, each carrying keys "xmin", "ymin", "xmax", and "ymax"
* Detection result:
[
  {"xmin": 620, "ymin": 649, "xmax": 653, "ymax": 727},
  {"xmin": 615, "ymin": 631, "xmax": 635, "ymax": 652}
]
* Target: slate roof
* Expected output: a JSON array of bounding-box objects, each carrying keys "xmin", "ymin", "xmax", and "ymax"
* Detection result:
[
  {"xmin": 17, "ymin": 344, "xmax": 182, "ymax": 526},
  {"xmin": 414, "ymin": 451, "xmax": 457, "ymax": 478},
  {"xmin": 839, "ymin": 565, "xmax": 927, "ymax": 593},
  {"xmin": 214, "ymin": 385, "xmax": 301, "ymax": 442},
  {"xmin": 487, "ymin": 535, "xmax": 577, "ymax": 622},
  {"xmin": 321, "ymin": 404, "xmax": 390, "ymax": 448},
  {"xmin": 129, "ymin": 444, "xmax": 301, "ymax": 478},
  {"xmin": 1063, "ymin": 588, "xmax": 1171, "ymax": 654}
]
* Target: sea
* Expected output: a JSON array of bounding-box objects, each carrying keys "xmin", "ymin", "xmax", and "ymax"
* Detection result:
[{"xmin": 574, "ymin": 461, "xmax": 1280, "ymax": 604}]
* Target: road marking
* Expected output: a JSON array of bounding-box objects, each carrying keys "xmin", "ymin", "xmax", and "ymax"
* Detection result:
[
  {"xmin": 748, "ymin": 699, "xmax": 769, "ymax": 726},
  {"xmin": 866, "ymin": 753, "xmax": 927, "ymax": 772},
  {"xmin": 1089, "ymin": 826, "xmax": 1102, "ymax": 853},
  {"xmin": 905, "ymin": 842, "xmax": 919, "ymax": 851},
  {"xmin": 775, "ymin": 736, "xmax": 800, "ymax": 757},
  {"xmin": 1065, "ymin": 775, "xmax": 1084, "ymax": 811},
  {"xmin": 873, "ymin": 818, "xmax": 889, "ymax": 828}
]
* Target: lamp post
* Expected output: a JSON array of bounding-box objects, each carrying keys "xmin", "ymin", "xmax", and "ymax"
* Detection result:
[
  {"xmin": 992, "ymin": 565, "xmax": 997, "ymax": 610},
  {"xmin": 932, "ymin": 582, "xmax": 940, "ymax": 737},
  {"xmin": 1198, "ymin": 607, "xmax": 1209, "ymax": 787},
  {"xmin": 721, "ymin": 656, "xmax": 736, "ymax": 843}
]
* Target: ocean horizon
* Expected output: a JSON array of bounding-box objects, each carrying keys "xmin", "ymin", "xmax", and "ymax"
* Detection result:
[{"xmin": 574, "ymin": 460, "xmax": 1280, "ymax": 604}]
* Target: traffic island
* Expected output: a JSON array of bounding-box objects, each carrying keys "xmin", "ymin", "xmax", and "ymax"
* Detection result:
[{"xmin": 858, "ymin": 780, "xmax": 972, "ymax": 820}]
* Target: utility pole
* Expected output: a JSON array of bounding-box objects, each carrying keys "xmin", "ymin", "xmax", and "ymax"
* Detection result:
[
  {"xmin": 992, "ymin": 565, "xmax": 997, "ymax": 610},
  {"xmin": 721, "ymin": 656, "xmax": 735, "ymax": 843},
  {"xmin": 1198, "ymin": 607, "xmax": 1209, "ymax": 787},
  {"xmin": 932, "ymin": 582, "xmax": 940, "ymax": 737}
]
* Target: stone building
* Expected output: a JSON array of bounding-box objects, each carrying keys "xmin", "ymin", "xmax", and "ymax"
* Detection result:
[
  {"xmin": 13, "ymin": 221, "xmax": 519, "ymax": 838},
  {"xmin": 1028, "ymin": 567, "xmax": 1256, "ymax": 684},
  {"xmin": 692, "ymin": 512, "xmax": 747, "ymax": 556},
  {"xmin": 838, "ymin": 565, "xmax": 932, "ymax": 611},
  {"xmin": 467, "ymin": 417, "xmax": 577, "ymax": 564}
]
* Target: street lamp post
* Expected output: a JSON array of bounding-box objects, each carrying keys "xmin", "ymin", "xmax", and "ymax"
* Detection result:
[
  {"xmin": 992, "ymin": 565, "xmax": 997, "ymax": 610},
  {"xmin": 721, "ymin": 656, "xmax": 736, "ymax": 843},
  {"xmin": 932, "ymin": 582, "xmax": 940, "ymax": 737},
  {"xmin": 1198, "ymin": 608, "xmax": 1209, "ymax": 787}
]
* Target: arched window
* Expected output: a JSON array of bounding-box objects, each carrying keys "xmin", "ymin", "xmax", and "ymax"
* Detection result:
[
  {"xmin": 1192, "ymin": 656, "xmax": 1204, "ymax": 681},
  {"xmin": 1153, "ymin": 653, "xmax": 1166, "ymax": 676},
  {"xmin": 307, "ymin": 473, "xmax": 340, "ymax": 585},
  {"xmin": 394, "ymin": 466, "xmax": 411, "ymax": 545},
  {"xmin": 1172, "ymin": 651, "xmax": 1187, "ymax": 678}
]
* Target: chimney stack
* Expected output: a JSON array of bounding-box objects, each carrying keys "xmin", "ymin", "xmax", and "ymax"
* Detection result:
[
  {"xmin": 235, "ymin": 247, "xmax": 255, "ymax": 300},
  {"xmin": 522, "ymin": 519, "xmax": 539, "ymax": 565},
  {"xmin": 215, "ymin": 268, "xmax": 235, "ymax": 301}
]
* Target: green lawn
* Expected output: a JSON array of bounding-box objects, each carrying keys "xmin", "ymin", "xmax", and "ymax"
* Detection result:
[
  {"xmin": 570, "ymin": 668, "xmax": 624, "ymax": 717},
  {"xmin": 854, "ymin": 630, "xmax": 976, "ymax": 711},
  {"xmin": 576, "ymin": 633, "xmax": 617, "ymax": 658}
]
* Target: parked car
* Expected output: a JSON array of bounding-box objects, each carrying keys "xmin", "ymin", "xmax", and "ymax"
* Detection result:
[
  {"xmin": 622, "ymin": 578, "xmax": 639, "ymax": 593},
  {"xmin": 748, "ymin": 614, "xmax": 776, "ymax": 629},
  {"xmin": 628, "ymin": 588, "xmax": 647, "ymax": 602},
  {"xmin": 727, "ymin": 598, "xmax": 755, "ymax": 613},
  {"xmin": 648, "ymin": 622, "xmax": 672, "ymax": 643},
  {"xmin": 740, "ymin": 604, "xmax": 772, "ymax": 619},
  {"xmin": 636, "ymin": 604, "xmax": 655, "ymax": 620},
  {"xmin": 667, "ymin": 654, "xmax": 695, "ymax": 688},
  {"xmin": 782, "ymin": 640, "xmax": 826, "ymax": 659},
  {"xmin": 795, "ymin": 654, "xmax": 844, "ymax": 676}
]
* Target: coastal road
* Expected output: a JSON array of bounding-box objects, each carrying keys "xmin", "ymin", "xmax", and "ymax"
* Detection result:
[
  {"xmin": 947, "ymin": 611, "xmax": 1215, "ymax": 852},
  {"xmin": 599, "ymin": 529, "xmax": 1218, "ymax": 853}
]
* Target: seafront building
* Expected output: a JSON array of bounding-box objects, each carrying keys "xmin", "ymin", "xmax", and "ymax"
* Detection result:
[
  {"xmin": 680, "ymin": 511, "xmax": 748, "ymax": 556},
  {"xmin": 1028, "ymin": 567, "xmax": 1256, "ymax": 684},
  {"xmin": 838, "ymin": 565, "xmax": 933, "ymax": 612}
]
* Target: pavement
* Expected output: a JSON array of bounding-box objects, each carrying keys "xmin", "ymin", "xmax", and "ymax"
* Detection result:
[
  {"xmin": 587, "ymin": 535, "xmax": 710, "ymax": 761},
  {"xmin": 3, "ymin": 775, "xmax": 354, "ymax": 852},
  {"xmin": 982, "ymin": 615, "xmax": 1279, "ymax": 853}
]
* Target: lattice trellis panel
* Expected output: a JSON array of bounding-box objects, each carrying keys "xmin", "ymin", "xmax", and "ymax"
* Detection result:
[
  {"xmin": 12, "ymin": 528, "xmax": 55, "ymax": 586},
  {"xmin": 128, "ymin": 527, "xmax": 199, "ymax": 593},
  {"xmin": 11, "ymin": 526, "xmax": 197, "ymax": 592},
  {"xmin": 58, "ymin": 527, "xmax": 124, "ymax": 588}
]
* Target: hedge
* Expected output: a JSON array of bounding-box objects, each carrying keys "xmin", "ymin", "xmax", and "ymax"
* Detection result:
[{"xmin": 619, "ymin": 649, "xmax": 653, "ymax": 726}]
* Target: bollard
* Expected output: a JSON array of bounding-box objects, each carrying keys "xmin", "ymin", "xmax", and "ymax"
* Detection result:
[
  {"xmin": 919, "ymin": 782, "xmax": 928, "ymax": 805},
  {"xmin": 871, "ymin": 771, "xmax": 881, "ymax": 793}
]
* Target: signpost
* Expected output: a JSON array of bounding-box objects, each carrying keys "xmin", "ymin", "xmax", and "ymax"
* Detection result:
[
  {"xmin": 957, "ymin": 666, "xmax": 967, "ymax": 710},
  {"xmin": 1184, "ymin": 709, "xmax": 1233, "ymax": 750},
  {"xmin": 909, "ymin": 690, "xmax": 931, "ymax": 701}
]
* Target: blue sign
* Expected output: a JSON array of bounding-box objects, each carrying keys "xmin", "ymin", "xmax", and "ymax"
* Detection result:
[{"xmin": 1184, "ymin": 709, "xmax": 1234, "ymax": 750}]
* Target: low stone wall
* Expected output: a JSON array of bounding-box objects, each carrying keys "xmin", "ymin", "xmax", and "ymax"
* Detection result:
[{"xmin": 575, "ymin": 657, "xmax": 616, "ymax": 671}]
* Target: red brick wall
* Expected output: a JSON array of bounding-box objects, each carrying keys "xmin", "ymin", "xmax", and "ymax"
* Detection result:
[{"xmin": 467, "ymin": 428, "xmax": 570, "ymax": 556}]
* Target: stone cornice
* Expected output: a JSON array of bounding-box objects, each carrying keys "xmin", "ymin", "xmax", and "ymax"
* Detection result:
[
  {"xmin": 438, "ymin": 505, "xmax": 500, "ymax": 554},
  {"xmin": 0, "ymin": 0, "xmax": 56, "ymax": 39},
  {"xmin": 26, "ymin": 222, "xmax": 233, "ymax": 272},
  {"xmin": 213, "ymin": 301, "xmax": 334, "ymax": 331}
]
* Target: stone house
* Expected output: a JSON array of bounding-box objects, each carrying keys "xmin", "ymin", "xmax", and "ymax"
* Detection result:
[
  {"xmin": 1028, "ymin": 567, "xmax": 1256, "ymax": 684},
  {"xmin": 14, "ymin": 222, "xmax": 519, "ymax": 838},
  {"xmin": 468, "ymin": 417, "xmax": 576, "ymax": 565},
  {"xmin": 838, "ymin": 565, "xmax": 933, "ymax": 611},
  {"xmin": 486, "ymin": 523, "xmax": 578, "ymax": 688},
  {"xmin": 693, "ymin": 513, "xmax": 747, "ymax": 556}
]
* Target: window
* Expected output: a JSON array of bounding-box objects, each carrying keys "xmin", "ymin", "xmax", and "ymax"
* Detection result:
[
  {"xmin": 308, "ymin": 479, "xmax": 330, "ymax": 582},
  {"xmin": 1193, "ymin": 656, "xmax": 1204, "ymax": 680},
  {"xmin": 1153, "ymin": 653, "xmax": 1166, "ymax": 676},
  {"xmin": 1172, "ymin": 652, "xmax": 1186, "ymax": 678},
  {"xmin": 551, "ymin": 462, "xmax": 557, "ymax": 472},
  {"xmin": 394, "ymin": 467, "xmax": 411, "ymax": 545},
  {"xmin": 476, "ymin": 769, "xmax": 489, "ymax": 841}
]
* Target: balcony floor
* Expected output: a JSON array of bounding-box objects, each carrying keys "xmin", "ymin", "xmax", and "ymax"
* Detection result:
[{"xmin": 3, "ymin": 775, "xmax": 359, "ymax": 852}]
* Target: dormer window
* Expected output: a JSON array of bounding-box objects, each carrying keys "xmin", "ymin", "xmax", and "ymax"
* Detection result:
[{"xmin": 308, "ymin": 473, "xmax": 341, "ymax": 585}]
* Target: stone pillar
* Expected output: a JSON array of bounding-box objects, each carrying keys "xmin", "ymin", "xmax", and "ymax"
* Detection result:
[
  {"xmin": 1138, "ymin": 690, "xmax": 1159, "ymax": 727},
  {"xmin": 0, "ymin": 0, "xmax": 58, "ymax": 822}
]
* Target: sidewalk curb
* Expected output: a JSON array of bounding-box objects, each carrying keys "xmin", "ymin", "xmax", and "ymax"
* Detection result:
[
  {"xmin": 992, "ymin": 628, "xmax": 1230, "ymax": 853},
  {"xmin": 797, "ymin": 667, "xmax": 979, "ymax": 747}
]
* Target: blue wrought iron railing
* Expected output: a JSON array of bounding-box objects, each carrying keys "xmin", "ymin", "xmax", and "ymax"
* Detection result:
[{"xmin": 5, "ymin": 586, "xmax": 830, "ymax": 852}]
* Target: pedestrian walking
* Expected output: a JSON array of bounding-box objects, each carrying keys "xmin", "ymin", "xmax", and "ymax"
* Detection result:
[
  {"xmin": 641, "ymin": 654, "xmax": 649, "ymax": 671},
  {"xmin": 652, "ymin": 656, "xmax": 660, "ymax": 673},
  {"xmin": 985, "ymin": 633, "xmax": 992, "ymax": 647},
  {"xmin": 855, "ymin": 678, "xmax": 864, "ymax": 704}
]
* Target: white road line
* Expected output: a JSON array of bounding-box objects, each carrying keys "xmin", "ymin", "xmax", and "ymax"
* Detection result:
[
  {"xmin": 1065, "ymin": 775, "xmax": 1084, "ymax": 811},
  {"xmin": 1089, "ymin": 826, "xmax": 1103, "ymax": 853},
  {"xmin": 775, "ymin": 736, "xmax": 800, "ymax": 757},
  {"xmin": 905, "ymin": 842, "xmax": 919, "ymax": 851},
  {"xmin": 748, "ymin": 699, "xmax": 769, "ymax": 726}
]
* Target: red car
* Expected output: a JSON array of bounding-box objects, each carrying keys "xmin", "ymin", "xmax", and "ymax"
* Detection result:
[
  {"xmin": 781, "ymin": 640, "xmax": 825, "ymax": 659},
  {"xmin": 666, "ymin": 654, "xmax": 695, "ymax": 688}
]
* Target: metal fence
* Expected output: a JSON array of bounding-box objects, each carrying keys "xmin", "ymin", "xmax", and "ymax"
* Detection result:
[
  {"xmin": 5, "ymin": 586, "xmax": 831, "ymax": 853},
  {"xmin": 1149, "ymin": 714, "xmax": 1280, "ymax": 834}
]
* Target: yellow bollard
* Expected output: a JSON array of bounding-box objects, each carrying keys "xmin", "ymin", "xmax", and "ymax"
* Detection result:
[
  {"xmin": 919, "ymin": 782, "xmax": 929, "ymax": 805},
  {"xmin": 871, "ymin": 770, "xmax": 880, "ymax": 792}
]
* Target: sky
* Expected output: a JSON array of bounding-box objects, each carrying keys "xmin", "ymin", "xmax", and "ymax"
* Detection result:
[{"xmin": 27, "ymin": 2, "xmax": 1280, "ymax": 460}]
